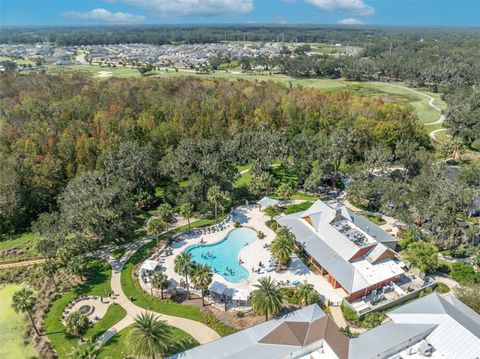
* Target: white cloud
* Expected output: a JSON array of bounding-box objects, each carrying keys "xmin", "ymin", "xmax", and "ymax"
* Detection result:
[
  {"xmin": 62, "ymin": 8, "xmax": 145, "ymax": 24},
  {"xmin": 337, "ymin": 17, "xmax": 364, "ymax": 25},
  {"xmin": 306, "ymin": 0, "xmax": 374, "ymax": 16},
  {"xmin": 123, "ymin": 0, "xmax": 254, "ymax": 17}
]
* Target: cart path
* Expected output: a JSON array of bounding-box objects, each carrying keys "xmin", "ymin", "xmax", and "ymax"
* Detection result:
[{"xmin": 96, "ymin": 225, "xmax": 220, "ymax": 346}]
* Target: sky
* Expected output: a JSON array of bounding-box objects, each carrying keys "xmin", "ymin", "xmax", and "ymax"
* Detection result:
[{"xmin": 1, "ymin": 0, "xmax": 479, "ymax": 27}]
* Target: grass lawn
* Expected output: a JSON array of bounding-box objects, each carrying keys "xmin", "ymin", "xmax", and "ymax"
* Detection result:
[
  {"xmin": 98, "ymin": 325, "xmax": 198, "ymax": 359},
  {"xmin": 121, "ymin": 219, "xmax": 236, "ymax": 337},
  {"xmin": 284, "ymin": 201, "xmax": 314, "ymax": 215},
  {"xmin": 0, "ymin": 284, "xmax": 37, "ymax": 358},
  {"xmin": 110, "ymin": 247, "xmax": 127, "ymax": 259},
  {"xmin": 45, "ymin": 259, "xmax": 117, "ymax": 358},
  {"xmin": 234, "ymin": 171, "xmax": 253, "ymax": 189},
  {"xmin": 290, "ymin": 192, "xmax": 318, "ymax": 201},
  {"xmin": 0, "ymin": 232, "xmax": 40, "ymax": 264}
]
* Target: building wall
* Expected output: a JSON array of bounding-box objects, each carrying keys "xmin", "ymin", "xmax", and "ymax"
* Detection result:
[
  {"xmin": 349, "ymin": 244, "xmax": 375, "ymax": 261},
  {"xmin": 348, "ymin": 276, "xmax": 402, "ymax": 302}
]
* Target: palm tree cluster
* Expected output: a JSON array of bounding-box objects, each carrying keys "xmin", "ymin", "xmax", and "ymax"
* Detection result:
[
  {"xmin": 250, "ymin": 277, "xmax": 320, "ymax": 321},
  {"xmin": 174, "ymin": 252, "xmax": 213, "ymax": 305},
  {"xmin": 270, "ymin": 227, "xmax": 295, "ymax": 270}
]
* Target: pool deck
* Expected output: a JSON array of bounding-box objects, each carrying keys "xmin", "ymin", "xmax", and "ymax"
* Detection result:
[{"xmin": 162, "ymin": 205, "xmax": 347, "ymax": 303}]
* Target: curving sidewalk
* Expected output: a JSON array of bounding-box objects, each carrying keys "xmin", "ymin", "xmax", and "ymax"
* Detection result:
[{"xmin": 96, "ymin": 235, "xmax": 220, "ymax": 347}]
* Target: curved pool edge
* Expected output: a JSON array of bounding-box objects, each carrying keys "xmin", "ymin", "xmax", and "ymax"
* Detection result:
[{"xmin": 184, "ymin": 227, "xmax": 258, "ymax": 283}]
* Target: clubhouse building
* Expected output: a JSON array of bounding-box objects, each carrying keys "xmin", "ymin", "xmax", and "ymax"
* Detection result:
[{"xmin": 276, "ymin": 200, "xmax": 404, "ymax": 302}]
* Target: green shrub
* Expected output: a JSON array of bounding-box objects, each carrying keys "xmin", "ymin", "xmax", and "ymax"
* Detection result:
[
  {"xmin": 362, "ymin": 312, "xmax": 385, "ymax": 328},
  {"xmin": 234, "ymin": 221, "xmax": 241, "ymax": 228},
  {"xmin": 451, "ymin": 262, "xmax": 479, "ymax": 285},
  {"xmin": 398, "ymin": 229, "xmax": 416, "ymax": 249},
  {"xmin": 236, "ymin": 311, "xmax": 245, "ymax": 318},
  {"xmin": 257, "ymin": 230, "xmax": 264, "ymax": 239},
  {"xmin": 419, "ymin": 286, "xmax": 434, "ymax": 298},
  {"xmin": 265, "ymin": 220, "xmax": 278, "ymax": 231},
  {"xmin": 201, "ymin": 313, "xmax": 236, "ymax": 337},
  {"xmin": 341, "ymin": 305, "xmax": 360, "ymax": 325},
  {"xmin": 434, "ymin": 283, "xmax": 450, "ymax": 293}
]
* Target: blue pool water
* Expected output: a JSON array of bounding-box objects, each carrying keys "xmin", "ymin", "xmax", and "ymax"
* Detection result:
[{"xmin": 185, "ymin": 228, "xmax": 257, "ymax": 283}]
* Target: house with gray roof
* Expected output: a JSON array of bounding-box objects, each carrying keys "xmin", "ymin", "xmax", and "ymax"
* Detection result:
[
  {"xmin": 276, "ymin": 200, "xmax": 402, "ymax": 301},
  {"xmin": 172, "ymin": 293, "xmax": 480, "ymax": 359}
]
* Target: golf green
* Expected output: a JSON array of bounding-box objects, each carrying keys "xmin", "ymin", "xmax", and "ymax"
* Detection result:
[{"xmin": 0, "ymin": 284, "xmax": 37, "ymax": 358}]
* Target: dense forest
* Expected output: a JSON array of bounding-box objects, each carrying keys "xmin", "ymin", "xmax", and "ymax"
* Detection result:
[{"xmin": 0, "ymin": 72, "xmax": 429, "ymax": 248}]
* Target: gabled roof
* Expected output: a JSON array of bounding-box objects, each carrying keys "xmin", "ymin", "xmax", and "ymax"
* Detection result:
[
  {"xmin": 257, "ymin": 196, "xmax": 280, "ymax": 207},
  {"xmin": 277, "ymin": 212, "xmax": 368, "ymax": 292},
  {"xmin": 388, "ymin": 293, "xmax": 480, "ymax": 359},
  {"xmin": 169, "ymin": 304, "xmax": 336, "ymax": 359},
  {"xmin": 348, "ymin": 322, "xmax": 437, "ymax": 359},
  {"xmin": 349, "ymin": 211, "xmax": 398, "ymax": 244}
]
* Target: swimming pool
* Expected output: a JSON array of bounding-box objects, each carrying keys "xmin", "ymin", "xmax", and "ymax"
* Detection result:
[{"xmin": 185, "ymin": 228, "xmax": 257, "ymax": 283}]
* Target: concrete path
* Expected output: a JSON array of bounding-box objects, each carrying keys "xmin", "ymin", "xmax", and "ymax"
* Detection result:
[
  {"xmin": 96, "ymin": 228, "xmax": 220, "ymax": 346},
  {"xmin": 430, "ymin": 128, "xmax": 448, "ymax": 143},
  {"xmin": 329, "ymin": 305, "xmax": 347, "ymax": 328}
]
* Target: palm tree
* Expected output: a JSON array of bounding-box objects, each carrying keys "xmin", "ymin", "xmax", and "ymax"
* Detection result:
[
  {"xmin": 156, "ymin": 203, "xmax": 173, "ymax": 231},
  {"xmin": 191, "ymin": 264, "xmax": 213, "ymax": 306},
  {"xmin": 65, "ymin": 310, "xmax": 90, "ymax": 339},
  {"xmin": 174, "ymin": 252, "xmax": 194, "ymax": 300},
  {"xmin": 178, "ymin": 203, "xmax": 194, "ymax": 229},
  {"xmin": 126, "ymin": 312, "xmax": 173, "ymax": 359},
  {"xmin": 276, "ymin": 182, "xmax": 294, "ymax": 200},
  {"xmin": 250, "ymin": 276, "xmax": 283, "ymax": 321},
  {"xmin": 147, "ymin": 217, "xmax": 166, "ymax": 247},
  {"xmin": 69, "ymin": 338, "xmax": 100, "ymax": 359},
  {"xmin": 151, "ymin": 272, "xmax": 169, "ymax": 299},
  {"xmin": 270, "ymin": 229, "xmax": 295, "ymax": 269},
  {"xmin": 219, "ymin": 191, "xmax": 231, "ymax": 217},
  {"xmin": 264, "ymin": 205, "xmax": 281, "ymax": 222},
  {"xmin": 207, "ymin": 185, "xmax": 223, "ymax": 223},
  {"xmin": 293, "ymin": 281, "xmax": 319, "ymax": 307},
  {"xmin": 11, "ymin": 287, "xmax": 41, "ymax": 336}
]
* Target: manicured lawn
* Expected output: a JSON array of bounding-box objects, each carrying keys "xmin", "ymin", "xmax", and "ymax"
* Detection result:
[
  {"xmin": 290, "ymin": 192, "xmax": 318, "ymax": 201},
  {"xmin": 236, "ymin": 163, "xmax": 252, "ymax": 172},
  {"xmin": 284, "ymin": 201, "xmax": 314, "ymax": 215},
  {"xmin": 110, "ymin": 247, "xmax": 127, "ymax": 259},
  {"xmin": 98, "ymin": 325, "xmax": 198, "ymax": 359},
  {"xmin": 0, "ymin": 284, "xmax": 37, "ymax": 358},
  {"xmin": 45, "ymin": 259, "xmax": 115, "ymax": 358},
  {"xmin": 234, "ymin": 171, "xmax": 253, "ymax": 188}
]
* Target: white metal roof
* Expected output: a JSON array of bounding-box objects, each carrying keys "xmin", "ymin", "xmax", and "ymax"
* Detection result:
[
  {"xmin": 140, "ymin": 259, "xmax": 159, "ymax": 271},
  {"xmin": 257, "ymin": 196, "xmax": 280, "ymax": 207}
]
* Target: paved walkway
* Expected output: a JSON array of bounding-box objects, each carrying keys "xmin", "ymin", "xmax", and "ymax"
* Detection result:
[
  {"xmin": 96, "ymin": 225, "xmax": 220, "ymax": 346},
  {"xmin": 329, "ymin": 305, "xmax": 347, "ymax": 328}
]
